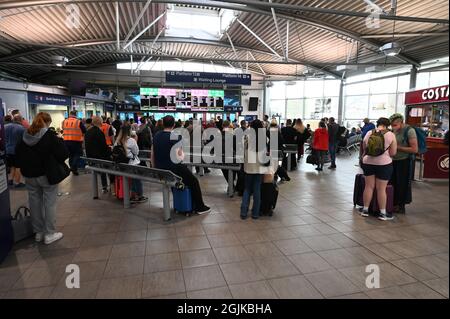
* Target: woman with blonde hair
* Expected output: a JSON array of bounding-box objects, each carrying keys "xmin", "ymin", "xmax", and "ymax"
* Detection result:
[
  {"xmin": 294, "ymin": 119, "xmax": 310, "ymax": 160},
  {"xmin": 15, "ymin": 112, "xmax": 69, "ymax": 244}
]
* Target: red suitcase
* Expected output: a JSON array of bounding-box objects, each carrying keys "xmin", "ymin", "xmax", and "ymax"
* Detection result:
[
  {"xmin": 115, "ymin": 176, "xmax": 132, "ymax": 200},
  {"xmin": 353, "ymin": 174, "xmax": 394, "ymax": 214}
]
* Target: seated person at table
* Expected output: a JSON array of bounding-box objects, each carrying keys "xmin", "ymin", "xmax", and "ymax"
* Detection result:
[{"xmin": 152, "ymin": 115, "xmax": 211, "ymax": 214}]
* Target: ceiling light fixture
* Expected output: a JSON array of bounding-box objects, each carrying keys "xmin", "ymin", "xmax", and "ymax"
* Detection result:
[
  {"xmin": 379, "ymin": 42, "xmax": 403, "ymax": 57},
  {"xmin": 50, "ymin": 55, "xmax": 69, "ymax": 67}
]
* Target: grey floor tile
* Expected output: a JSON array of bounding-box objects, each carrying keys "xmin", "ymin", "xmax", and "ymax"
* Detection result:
[
  {"xmin": 390, "ymin": 259, "xmax": 439, "ymax": 282},
  {"xmin": 12, "ymin": 265, "xmax": 65, "ymax": 290},
  {"xmin": 50, "ymin": 280, "xmax": 100, "ymax": 299},
  {"xmin": 244, "ymin": 242, "xmax": 282, "ymax": 259},
  {"xmin": 187, "ymin": 286, "xmax": 232, "ymax": 299},
  {"xmin": 305, "ymin": 270, "xmax": 361, "ymax": 298},
  {"xmin": 288, "ymin": 252, "xmax": 333, "ymax": 274},
  {"xmin": 178, "ymin": 236, "xmax": 211, "ymax": 251},
  {"xmin": 103, "ymin": 256, "xmax": 145, "ymax": 279},
  {"xmin": 220, "ymin": 260, "xmax": 265, "ymax": 285},
  {"xmin": 409, "ymin": 255, "xmax": 449, "ymax": 278},
  {"xmin": 399, "ymin": 282, "xmax": 445, "ymax": 299},
  {"xmin": 142, "ymin": 270, "xmax": 185, "ymax": 298},
  {"xmin": 423, "ymin": 277, "xmax": 449, "ymax": 298},
  {"xmin": 4, "ymin": 286, "xmax": 55, "ymax": 299},
  {"xmin": 115, "ymin": 230, "xmax": 148, "ymax": 243},
  {"xmin": 273, "ymin": 238, "xmax": 312, "ymax": 256},
  {"xmin": 180, "ymin": 249, "xmax": 218, "ymax": 269},
  {"xmin": 207, "ymin": 233, "xmax": 241, "ymax": 248},
  {"xmin": 146, "ymin": 239, "xmax": 179, "ymax": 255},
  {"xmin": 268, "ymin": 275, "xmax": 323, "ymax": 299},
  {"xmin": 366, "ymin": 286, "xmax": 411, "ymax": 299},
  {"xmin": 183, "ymin": 265, "xmax": 227, "ymax": 291},
  {"xmin": 254, "ymin": 256, "xmax": 300, "ymax": 279},
  {"xmin": 146, "ymin": 228, "xmax": 177, "ymax": 241},
  {"xmin": 73, "ymin": 245, "xmax": 112, "ymax": 263},
  {"xmin": 96, "ymin": 275, "xmax": 143, "ymax": 299},
  {"xmin": 144, "ymin": 253, "xmax": 182, "ymax": 273},
  {"xmin": 301, "ymin": 235, "xmax": 342, "ymax": 251},
  {"xmin": 317, "ymin": 249, "xmax": 366, "ymax": 269},
  {"xmin": 229, "ymin": 281, "xmax": 278, "ymax": 299},
  {"xmin": 110, "ymin": 242, "xmax": 146, "ymax": 259},
  {"xmin": 213, "ymin": 245, "xmax": 251, "ymax": 264}
]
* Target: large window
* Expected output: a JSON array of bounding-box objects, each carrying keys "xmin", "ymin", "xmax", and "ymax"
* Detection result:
[
  {"xmin": 268, "ymin": 79, "xmax": 339, "ymax": 122},
  {"xmin": 369, "ymin": 94, "xmax": 397, "ymax": 119},
  {"xmin": 344, "ymin": 95, "xmax": 369, "ymax": 120}
]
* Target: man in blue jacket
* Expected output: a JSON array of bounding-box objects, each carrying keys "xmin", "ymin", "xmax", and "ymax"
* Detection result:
[
  {"xmin": 361, "ymin": 118, "xmax": 376, "ymax": 139},
  {"xmin": 5, "ymin": 114, "xmax": 26, "ymax": 187}
]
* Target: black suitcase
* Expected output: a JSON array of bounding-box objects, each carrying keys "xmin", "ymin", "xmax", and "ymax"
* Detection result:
[
  {"xmin": 260, "ymin": 182, "xmax": 279, "ymax": 216},
  {"xmin": 353, "ymin": 174, "xmax": 365, "ymax": 208}
]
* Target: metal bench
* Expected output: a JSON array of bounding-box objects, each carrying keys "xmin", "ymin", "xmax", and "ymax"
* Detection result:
[
  {"xmin": 283, "ymin": 144, "xmax": 298, "ymax": 171},
  {"xmin": 82, "ymin": 157, "xmax": 183, "ymax": 221},
  {"xmin": 338, "ymin": 135, "xmax": 361, "ymax": 156}
]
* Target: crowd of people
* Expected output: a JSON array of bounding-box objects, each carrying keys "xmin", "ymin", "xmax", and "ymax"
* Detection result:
[{"xmin": 2, "ymin": 108, "xmax": 421, "ymax": 245}]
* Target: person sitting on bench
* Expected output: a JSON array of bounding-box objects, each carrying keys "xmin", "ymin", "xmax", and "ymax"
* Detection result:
[{"xmin": 152, "ymin": 115, "xmax": 211, "ymax": 215}]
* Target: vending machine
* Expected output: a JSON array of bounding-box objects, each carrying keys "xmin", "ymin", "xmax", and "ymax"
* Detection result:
[{"xmin": 0, "ymin": 98, "xmax": 13, "ymax": 263}]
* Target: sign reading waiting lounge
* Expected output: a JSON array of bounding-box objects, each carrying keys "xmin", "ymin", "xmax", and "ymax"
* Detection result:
[{"xmin": 165, "ymin": 71, "xmax": 252, "ymax": 85}]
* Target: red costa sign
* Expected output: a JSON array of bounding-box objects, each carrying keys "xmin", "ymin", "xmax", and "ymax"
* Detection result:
[{"xmin": 405, "ymin": 85, "xmax": 449, "ymax": 105}]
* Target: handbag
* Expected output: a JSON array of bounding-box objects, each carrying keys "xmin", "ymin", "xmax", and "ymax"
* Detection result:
[
  {"xmin": 306, "ymin": 151, "xmax": 319, "ymax": 165},
  {"xmin": 11, "ymin": 206, "xmax": 34, "ymax": 243},
  {"xmin": 45, "ymin": 154, "xmax": 70, "ymax": 185}
]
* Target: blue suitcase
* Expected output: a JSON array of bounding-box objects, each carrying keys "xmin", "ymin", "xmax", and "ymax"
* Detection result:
[{"xmin": 172, "ymin": 188, "xmax": 193, "ymax": 215}]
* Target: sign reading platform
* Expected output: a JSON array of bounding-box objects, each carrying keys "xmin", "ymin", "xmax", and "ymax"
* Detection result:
[
  {"xmin": 28, "ymin": 92, "xmax": 71, "ymax": 106},
  {"xmin": 166, "ymin": 71, "xmax": 252, "ymax": 85}
]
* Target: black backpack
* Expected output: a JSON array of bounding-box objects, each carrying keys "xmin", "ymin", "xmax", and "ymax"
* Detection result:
[{"xmin": 111, "ymin": 144, "xmax": 129, "ymax": 164}]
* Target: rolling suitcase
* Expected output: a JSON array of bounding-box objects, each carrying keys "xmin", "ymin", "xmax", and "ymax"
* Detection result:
[
  {"xmin": 260, "ymin": 182, "xmax": 279, "ymax": 216},
  {"xmin": 115, "ymin": 176, "xmax": 132, "ymax": 200},
  {"xmin": 353, "ymin": 174, "xmax": 394, "ymax": 215},
  {"xmin": 172, "ymin": 188, "xmax": 193, "ymax": 216}
]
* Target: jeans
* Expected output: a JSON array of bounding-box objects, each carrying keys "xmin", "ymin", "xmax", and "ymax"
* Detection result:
[
  {"xmin": 101, "ymin": 173, "xmax": 115, "ymax": 189},
  {"xmin": 25, "ymin": 176, "xmax": 58, "ymax": 234},
  {"xmin": 317, "ymin": 150, "xmax": 327, "ymax": 169},
  {"xmin": 131, "ymin": 179, "xmax": 143, "ymax": 197},
  {"xmin": 329, "ymin": 143, "xmax": 336, "ymax": 166},
  {"xmin": 64, "ymin": 141, "xmax": 82, "ymax": 171},
  {"xmin": 240, "ymin": 174, "xmax": 263, "ymax": 218}
]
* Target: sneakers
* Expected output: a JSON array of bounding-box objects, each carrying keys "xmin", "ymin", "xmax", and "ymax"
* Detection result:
[
  {"xmin": 378, "ymin": 214, "xmax": 394, "ymax": 221},
  {"xmin": 102, "ymin": 188, "xmax": 109, "ymax": 194},
  {"xmin": 360, "ymin": 211, "xmax": 369, "ymax": 217},
  {"xmin": 131, "ymin": 196, "xmax": 148, "ymax": 203},
  {"xmin": 196, "ymin": 206, "xmax": 211, "ymax": 215},
  {"xmin": 328, "ymin": 165, "xmax": 337, "ymax": 170},
  {"xmin": 44, "ymin": 232, "xmax": 64, "ymax": 245},
  {"xmin": 35, "ymin": 233, "xmax": 44, "ymax": 243}
]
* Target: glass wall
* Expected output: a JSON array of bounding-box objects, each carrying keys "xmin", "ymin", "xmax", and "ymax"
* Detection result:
[
  {"xmin": 343, "ymin": 68, "xmax": 449, "ymax": 129},
  {"xmin": 267, "ymin": 67, "xmax": 449, "ymax": 129},
  {"xmin": 267, "ymin": 79, "xmax": 341, "ymax": 125}
]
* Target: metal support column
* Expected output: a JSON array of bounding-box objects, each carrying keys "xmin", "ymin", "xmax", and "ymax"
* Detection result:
[
  {"xmin": 92, "ymin": 172, "xmax": 99, "ymax": 200},
  {"xmin": 162, "ymin": 186, "xmax": 171, "ymax": 221},
  {"xmin": 123, "ymin": 177, "xmax": 130, "ymax": 209},
  {"xmin": 115, "ymin": 1, "xmax": 120, "ymax": 50},
  {"xmin": 228, "ymin": 170, "xmax": 234, "ymax": 197},
  {"xmin": 338, "ymin": 79, "xmax": 345, "ymax": 125},
  {"xmin": 409, "ymin": 65, "xmax": 417, "ymax": 90}
]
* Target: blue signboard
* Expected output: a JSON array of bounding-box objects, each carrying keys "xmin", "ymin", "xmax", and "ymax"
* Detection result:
[
  {"xmin": 28, "ymin": 92, "xmax": 71, "ymax": 106},
  {"xmin": 245, "ymin": 115, "xmax": 257, "ymax": 122},
  {"xmin": 104, "ymin": 102, "xmax": 115, "ymax": 110},
  {"xmin": 166, "ymin": 71, "xmax": 252, "ymax": 85}
]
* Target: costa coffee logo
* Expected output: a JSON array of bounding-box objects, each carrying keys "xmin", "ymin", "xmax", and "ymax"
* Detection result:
[
  {"xmin": 421, "ymin": 86, "xmax": 449, "ymax": 101},
  {"xmin": 438, "ymin": 154, "xmax": 449, "ymax": 172}
]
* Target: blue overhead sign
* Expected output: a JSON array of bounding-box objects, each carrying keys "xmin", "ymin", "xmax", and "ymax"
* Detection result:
[
  {"xmin": 28, "ymin": 92, "xmax": 70, "ymax": 106},
  {"xmin": 165, "ymin": 71, "xmax": 252, "ymax": 85}
]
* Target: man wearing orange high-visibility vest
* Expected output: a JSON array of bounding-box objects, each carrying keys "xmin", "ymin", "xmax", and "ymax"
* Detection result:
[
  {"xmin": 100, "ymin": 115, "xmax": 114, "ymax": 147},
  {"xmin": 62, "ymin": 111, "xmax": 86, "ymax": 176}
]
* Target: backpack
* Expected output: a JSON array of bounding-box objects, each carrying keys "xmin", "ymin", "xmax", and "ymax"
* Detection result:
[
  {"xmin": 111, "ymin": 144, "xmax": 129, "ymax": 164},
  {"xmin": 365, "ymin": 129, "xmax": 388, "ymax": 157},
  {"xmin": 404, "ymin": 126, "xmax": 427, "ymax": 154}
]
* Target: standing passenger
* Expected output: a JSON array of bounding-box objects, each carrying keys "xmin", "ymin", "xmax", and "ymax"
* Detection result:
[
  {"xmin": 5, "ymin": 114, "xmax": 26, "ymax": 187},
  {"xmin": 62, "ymin": 110, "xmax": 86, "ymax": 175},
  {"xmin": 312, "ymin": 121, "xmax": 329, "ymax": 171}
]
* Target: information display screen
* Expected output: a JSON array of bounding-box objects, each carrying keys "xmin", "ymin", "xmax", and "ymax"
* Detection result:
[{"xmin": 140, "ymin": 88, "xmax": 225, "ymax": 111}]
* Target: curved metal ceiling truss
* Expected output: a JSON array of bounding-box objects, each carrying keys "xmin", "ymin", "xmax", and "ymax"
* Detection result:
[{"xmin": 1, "ymin": 0, "xmax": 446, "ymax": 76}]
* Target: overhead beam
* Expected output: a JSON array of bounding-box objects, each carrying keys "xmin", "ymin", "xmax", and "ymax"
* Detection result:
[
  {"xmin": 115, "ymin": 1, "xmax": 120, "ymax": 50},
  {"xmin": 285, "ymin": 21, "xmax": 289, "ymax": 61},
  {"xmin": 0, "ymin": 0, "xmax": 447, "ymax": 24},
  {"xmin": 226, "ymin": 32, "xmax": 243, "ymax": 71},
  {"xmin": 123, "ymin": 11, "xmax": 165, "ymax": 50},
  {"xmin": 0, "ymin": 0, "xmax": 425, "ymax": 67},
  {"xmin": 268, "ymin": 0, "xmax": 286, "ymax": 61},
  {"xmin": 361, "ymin": 32, "xmax": 449, "ymax": 38},
  {"xmin": 123, "ymin": 0, "xmax": 153, "ymax": 44},
  {"xmin": 248, "ymin": 51, "xmax": 266, "ymax": 75},
  {"xmin": 236, "ymin": 18, "xmax": 282, "ymax": 58}
]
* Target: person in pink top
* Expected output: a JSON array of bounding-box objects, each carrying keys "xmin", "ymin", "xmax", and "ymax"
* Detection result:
[{"xmin": 361, "ymin": 117, "xmax": 397, "ymax": 221}]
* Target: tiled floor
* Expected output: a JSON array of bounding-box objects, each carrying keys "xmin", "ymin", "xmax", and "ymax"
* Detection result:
[{"xmin": 1, "ymin": 153, "xmax": 448, "ymax": 299}]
